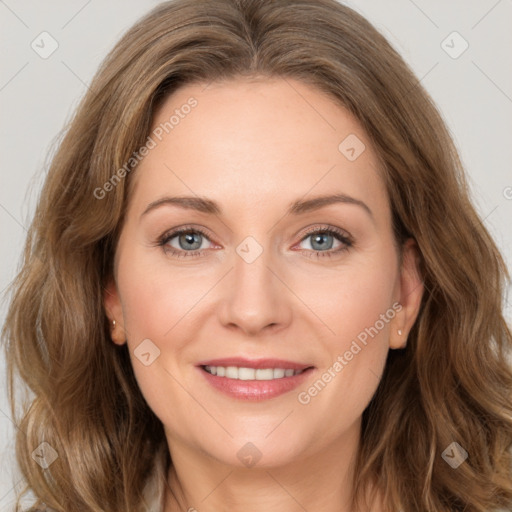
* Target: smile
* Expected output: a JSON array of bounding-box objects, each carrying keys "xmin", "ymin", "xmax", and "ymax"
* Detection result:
[{"xmin": 198, "ymin": 363, "xmax": 315, "ymax": 401}]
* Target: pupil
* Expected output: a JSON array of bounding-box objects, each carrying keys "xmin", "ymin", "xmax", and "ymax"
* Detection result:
[
  {"xmin": 181, "ymin": 232, "xmax": 201, "ymax": 250},
  {"xmin": 312, "ymin": 233, "xmax": 332, "ymax": 250}
]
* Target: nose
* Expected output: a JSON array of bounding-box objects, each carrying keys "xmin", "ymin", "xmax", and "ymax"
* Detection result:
[{"xmin": 217, "ymin": 242, "xmax": 293, "ymax": 336}]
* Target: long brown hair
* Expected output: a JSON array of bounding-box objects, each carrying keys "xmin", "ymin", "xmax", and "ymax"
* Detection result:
[{"xmin": 3, "ymin": 1, "xmax": 511, "ymax": 511}]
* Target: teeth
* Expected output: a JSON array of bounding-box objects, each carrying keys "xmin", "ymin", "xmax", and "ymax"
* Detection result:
[
  {"xmin": 204, "ymin": 365, "xmax": 305, "ymax": 380},
  {"xmin": 238, "ymin": 367, "xmax": 255, "ymax": 380},
  {"xmin": 273, "ymin": 368, "xmax": 285, "ymax": 378}
]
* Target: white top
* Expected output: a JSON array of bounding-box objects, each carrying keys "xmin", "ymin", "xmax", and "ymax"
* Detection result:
[{"xmin": 142, "ymin": 454, "xmax": 167, "ymax": 512}]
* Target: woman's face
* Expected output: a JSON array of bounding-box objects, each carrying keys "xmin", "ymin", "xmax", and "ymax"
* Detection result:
[{"xmin": 105, "ymin": 77, "xmax": 423, "ymax": 468}]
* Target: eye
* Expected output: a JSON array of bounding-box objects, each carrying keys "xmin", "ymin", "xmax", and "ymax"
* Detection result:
[
  {"xmin": 157, "ymin": 226, "xmax": 215, "ymax": 258},
  {"xmin": 156, "ymin": 224, "xmax": 353, "ymax": 259},
  {"xmin": 296, "ymin": 225, "xmax": 353, "ymax": 259}
]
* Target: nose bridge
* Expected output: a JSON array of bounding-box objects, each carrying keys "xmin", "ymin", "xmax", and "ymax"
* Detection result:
[{"xmin": 218, "ymin": 234, "xmax": 292, "ymax": 334}]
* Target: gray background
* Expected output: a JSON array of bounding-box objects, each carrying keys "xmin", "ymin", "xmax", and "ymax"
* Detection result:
[{"xmin": 1, "ymin": 0, "xmax": 511, "ymax": 508}]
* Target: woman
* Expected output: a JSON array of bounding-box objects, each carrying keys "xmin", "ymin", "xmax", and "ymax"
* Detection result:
[{"xmin": 3, "ymin": 0, "xmax": 511, "ymax": 511}]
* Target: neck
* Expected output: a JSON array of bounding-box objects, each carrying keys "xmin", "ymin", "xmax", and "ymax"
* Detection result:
[{"xmin": 162, "ymin": 419, "xmax": 382, "ymax": 512}]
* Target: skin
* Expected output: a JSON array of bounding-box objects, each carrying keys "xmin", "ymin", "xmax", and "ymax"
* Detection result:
[{"xmin": 104, "ymin": 76, "xmax": 424, "ymax": 512}]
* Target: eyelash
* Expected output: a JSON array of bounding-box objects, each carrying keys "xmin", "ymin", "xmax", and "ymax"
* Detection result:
[{"xmin": 156, "ymin": 224, "xmax": 354, "ymax": 260}]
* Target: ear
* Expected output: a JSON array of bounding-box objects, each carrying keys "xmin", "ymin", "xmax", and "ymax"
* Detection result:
[
  {"xmin": 389, "ymin": 238, "xmax": 424, "ymax": 349},
  {"xmin": 104, "ymin": 277, "xmax": 127, "ymax": 346}
]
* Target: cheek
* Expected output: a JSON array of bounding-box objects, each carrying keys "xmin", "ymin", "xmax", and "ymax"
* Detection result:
[
  {"xmin": 296, "ymin": 247, "xmax": 398, "ymax": 348},
  {"xmin": 333, "ymin": 258, "xmax": 397, "ymax": 376},
  {"xmin": 294, "ymin": 248, "xmax": 397, "ymax": 418},
  {"xmin": 115, "ymin": 252, "xmax": 201, "ymax": 427},
  {"xmin": 115, "ymin": 247, "xmax": 218, "ymax": 414},
  {"xmin": 117, "ymin": 245, "xmax": 212, "ymax": 341}
]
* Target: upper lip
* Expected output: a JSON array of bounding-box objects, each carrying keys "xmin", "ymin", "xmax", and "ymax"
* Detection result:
[{"xmin": 196, "ymin": 357, "xmax": 313, "ymax": 371}]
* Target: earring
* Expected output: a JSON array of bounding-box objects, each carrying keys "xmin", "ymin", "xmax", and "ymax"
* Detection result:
[
  {"xmin": 112, "ymin": 319, "xmax": 116, "ymax": 328},
  {"xmin": 397, "ymin": 329, "xmax": 402, "ymax": 335}
]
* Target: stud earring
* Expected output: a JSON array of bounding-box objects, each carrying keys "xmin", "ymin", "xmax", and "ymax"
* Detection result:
[
  {"xmin": 397, "ymin": 329, "xmax": 402, "ymax": 335},
  {"xmin": 112, "ymin": 319, "xmax": 116, "ymax": 328}
]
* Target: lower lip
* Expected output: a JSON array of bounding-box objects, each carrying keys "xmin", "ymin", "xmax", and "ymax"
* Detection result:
[{"xmin": 197, "ymin": 366, "xmax": 315, "ymax": 401}]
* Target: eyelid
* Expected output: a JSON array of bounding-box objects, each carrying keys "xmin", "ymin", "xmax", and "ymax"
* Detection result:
[{"xmin": 297, "ymin": 224, "xmax": 354, "ymax": 244}]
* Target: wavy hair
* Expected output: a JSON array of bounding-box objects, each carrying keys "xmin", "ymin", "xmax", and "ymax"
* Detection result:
[{"xmin": 2, "ymin": 0, "xmax": 512, "ymax": 511}]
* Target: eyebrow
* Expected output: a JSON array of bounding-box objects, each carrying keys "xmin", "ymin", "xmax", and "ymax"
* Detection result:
[{"xmin": 141, "ymin": 193, "xmax": 373, "ymax": 220}]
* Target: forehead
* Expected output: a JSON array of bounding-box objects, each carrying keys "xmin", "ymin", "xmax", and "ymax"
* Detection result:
[{"xmin": 128, "ymin": 77, "xmax": 389, "ymax": 222}]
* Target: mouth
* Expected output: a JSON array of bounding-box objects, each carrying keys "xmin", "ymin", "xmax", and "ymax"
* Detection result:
[{"xmin": 196, "ymin": 357, "xmax": 315, "ymax": 400}]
